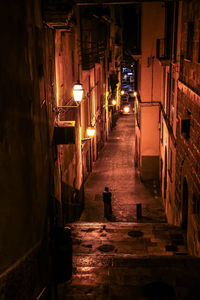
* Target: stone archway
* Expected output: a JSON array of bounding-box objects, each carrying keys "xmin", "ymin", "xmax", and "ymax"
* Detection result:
[{"xmin": 182, "ymin": 177, "xmax": 188, "ymax": 230}]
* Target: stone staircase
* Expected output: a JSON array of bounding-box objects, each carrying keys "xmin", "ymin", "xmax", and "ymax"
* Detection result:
[{"xmin": 57, "ymin": 222, "xmax": 200, "ymax": 300}]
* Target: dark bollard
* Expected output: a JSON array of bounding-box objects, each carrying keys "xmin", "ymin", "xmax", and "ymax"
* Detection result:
[
  {"xmin": 103, "ymin": 187, "xmax": 112, "ymax": 220},
  {"xmin": 136, "ymin": 203, "xmax": 142, "ymax": 219}
]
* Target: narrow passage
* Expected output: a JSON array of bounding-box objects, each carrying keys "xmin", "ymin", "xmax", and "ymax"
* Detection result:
[
  {"xmin": 59, "ymin": 115, "xmax": 200, "ymax": 300},
  {"xmin": 81, "ymin": 114, "xmax": 166, "ymax": 222}
]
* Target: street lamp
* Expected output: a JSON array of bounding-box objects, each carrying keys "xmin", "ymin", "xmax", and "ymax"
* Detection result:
[
  {"xmin": 112, "ymin": 99, "xmax": 116, "ymax": 105},
  {"xmin": 134, "ymin": 91, "xmax": 137, "ymax": 97},
  {"xmin": 87, "ymin": 126, "xmax": 95, "ymax": 137},
  {"xmin": 72, "ymin": 81, "xmax": 84, "ymax": 102},
  {"xmin": 124, "ymin": 106, "xmax": 130, "ymax": 114}
]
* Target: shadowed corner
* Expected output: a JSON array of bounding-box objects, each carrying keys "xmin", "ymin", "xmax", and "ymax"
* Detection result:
[{"xmin": 142, "ymin": 281, "xmax": 175, "ymax": 300}]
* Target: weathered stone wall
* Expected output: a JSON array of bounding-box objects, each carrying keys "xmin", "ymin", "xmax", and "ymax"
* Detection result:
[
  {"xmin": 175, "ymin": 0, "xmax": 200, "ymax": 256},
  {"xmin": 180, "ymin": 0, "xmax": 200, "ymax": 93},
  {"xmin": 176, "ymin": 82, "xmax": 200, "ymax": 256},
  {"xmin": 0, "ymin": 0, "xmax": 56, "ymax": 297}
]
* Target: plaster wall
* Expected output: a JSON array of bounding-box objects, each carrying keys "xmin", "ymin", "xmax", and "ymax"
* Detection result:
[
  {"xmin": 140, "ymin": 104, "xmax": 160, "ymax": 180},
  {"xmin": 54, "ymin": 26, "xmax": 84, "ymax": 223},
  {"xmin": 140, "ymin": 3, "xmax": 165, "ymax": 102}
]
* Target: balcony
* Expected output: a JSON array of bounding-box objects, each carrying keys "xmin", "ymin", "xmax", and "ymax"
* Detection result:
[
  {"xmin": 43, "ymin": 1, "xmax": 74, "ymax": 29},
  {"xmin": 156, "ymin": 39, "xmax": 171, "ymax": 66}
]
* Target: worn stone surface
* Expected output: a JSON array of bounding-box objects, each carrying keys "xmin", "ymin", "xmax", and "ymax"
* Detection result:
[
  {"xmin": 81, "ymin": 114, "xmax": 166, "ymax": 223},
  {"xmin": 58, "ymin": 115, "xmax": 200, "ymax": 299},
  {"xmin": 57, "ymin": 222, "xmax": 200, "ymax": 300}
]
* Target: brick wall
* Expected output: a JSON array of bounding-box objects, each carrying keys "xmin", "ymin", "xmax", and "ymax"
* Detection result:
[{"xmin": 175, "ymin": 0, "xmax": 200, "ymax": 255}]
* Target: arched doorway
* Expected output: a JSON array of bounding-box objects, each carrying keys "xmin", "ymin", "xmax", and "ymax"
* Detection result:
[{"xmin": 182, "ymin": 177, "xmax": 188, "ymax": 230}]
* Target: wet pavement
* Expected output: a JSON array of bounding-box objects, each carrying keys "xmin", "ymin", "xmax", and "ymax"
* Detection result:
[
  {"xmin": 59, "ymin": 114, "xmax": 200, "ymax": 299},
  {"xmin": 58, "ymin": 223, "xmax": 200, "ymax": 300},
  {"xmin": 80, "ymin": 113, "xmax": 165, "ymax": 223}
]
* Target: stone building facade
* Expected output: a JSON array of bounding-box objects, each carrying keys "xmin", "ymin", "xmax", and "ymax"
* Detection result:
[
  {"xmin": 175, "ymin": 0, "xmax": 200, "ymax": 256},
  {"xmin": 133, "ymin": 0, "xmax": 200, "ymax": 257}
]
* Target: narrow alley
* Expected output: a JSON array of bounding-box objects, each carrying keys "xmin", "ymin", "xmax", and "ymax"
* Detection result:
[
  {"xmin": 58, "ymin": 114, "xmax": 200, "ymax": 300},
  {"xmin": 1, "ymin": 1, "xmax": 200, "ymax": 299},
  {"xmin": 81, "ymin": 113, "xmax": 165, "ymax": 223}
]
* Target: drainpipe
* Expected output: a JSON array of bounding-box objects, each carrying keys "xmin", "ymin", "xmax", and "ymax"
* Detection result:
[{"xmin": 151, "ymin": 56, "xmax": 155, "ymax": 102}]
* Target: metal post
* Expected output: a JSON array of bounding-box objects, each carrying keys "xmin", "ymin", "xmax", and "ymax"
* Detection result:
[
  {"xmin": 103, "ymin": 187, "xmax": 112, "ymax": 220},
  {"xmin": 136, "ymin": 203, "xmax": 142, "ymax": 219}
]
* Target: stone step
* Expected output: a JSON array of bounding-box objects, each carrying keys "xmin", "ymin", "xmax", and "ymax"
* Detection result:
[
  {"xmin": 59, "ymin": 222, "xmax": 200, "ymax": 300},
  {"xmin": 68, "ymin": 222, "xmax": 188, "ymax": 257}
]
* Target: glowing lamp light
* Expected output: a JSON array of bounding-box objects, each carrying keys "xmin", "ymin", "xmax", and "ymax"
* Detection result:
[
  {"xmin": 73, "ymin": 82, "xmax": 83, "ymax": 102},
  {"xmin": 121, "ymin": 90, "xmax": 125, "ymax": 95},
  {"xmin": 87, "ymin": 127, "xmax": 95, "ymax": 137},
  {"xmin": 134, "ymin": 91, "xmax": 137, "ymax": 97},
  {"xmin": 112, "ymin": 99, "xmax": 116, "ymax": 105},
  {"xmin": 124, "ymin": 106, "xmax": 130, "ymax": 113}
]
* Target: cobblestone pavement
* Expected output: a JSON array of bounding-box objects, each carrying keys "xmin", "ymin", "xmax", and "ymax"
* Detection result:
[
  {"xmin": 59, "ymin": 223, "xmax": 200, "ymax": 300},
  {"xmin": 59, "ymin": 114, "xmax": 200, "ymax": 299},
  {"xmin": 80, "ymin": 114, "xmax": 166, "ymax": 223}
]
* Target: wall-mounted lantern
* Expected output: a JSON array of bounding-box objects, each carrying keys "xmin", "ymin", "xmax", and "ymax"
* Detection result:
[
  {"xmin": 112, "ymin": 99, "xmax": 116, "ymax": 105},
  {"xmin": 121, "ymin": 90, "xmax": 125, "ymax": 95},
  {"xmin": 134, "ymin": 91, "xmax": 137, "ymax": 97},
  {"xmin": 87, "ymin": 127, "xmax": 95, "ymax": 138},
  {"xmin": 72, "ymin": 81, "xmax": 84, "ymax": 102}
]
